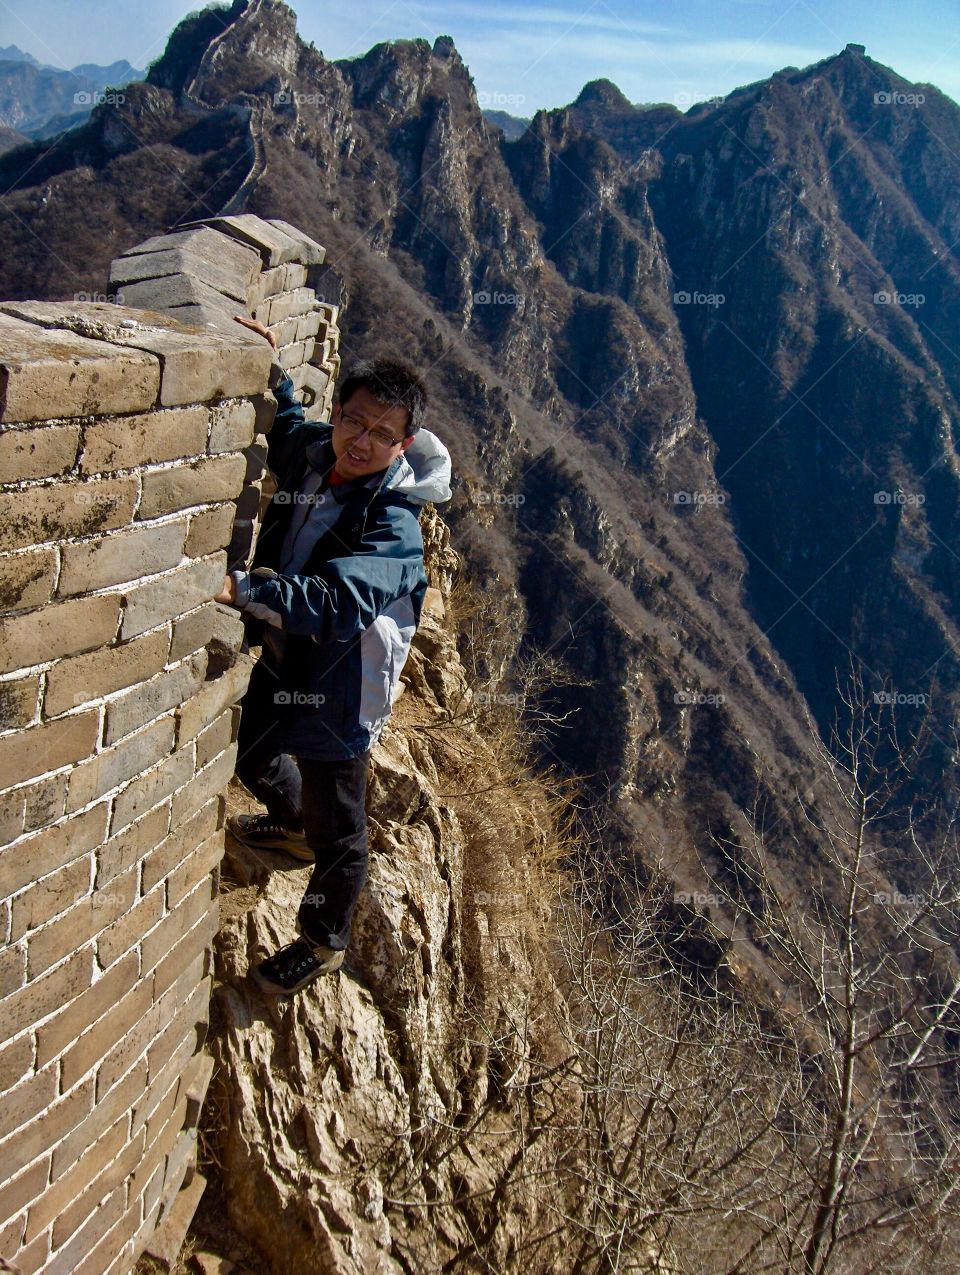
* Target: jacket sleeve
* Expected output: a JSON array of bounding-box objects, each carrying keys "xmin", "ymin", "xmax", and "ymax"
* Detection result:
[
  {"xmin": 235, "ymin": 502, "xmax": 425, "ymax": 643},
  {"xmin": 265, "ymin": 372, "xmax": 311, "ymax": 474}
]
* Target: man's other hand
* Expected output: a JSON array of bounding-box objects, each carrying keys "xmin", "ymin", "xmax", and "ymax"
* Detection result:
[
  {"xmin": 214, "ymin": 575, "xmax": 237, "ymax": 605},
  {"xmin": 233, "ymin": 314, "xmax": 278, "ymax": 352}
]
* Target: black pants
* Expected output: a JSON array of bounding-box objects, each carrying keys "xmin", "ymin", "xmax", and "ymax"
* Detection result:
[{"xmin": 235, "ymin": 661, "xmax": 369, "ymax": 951}]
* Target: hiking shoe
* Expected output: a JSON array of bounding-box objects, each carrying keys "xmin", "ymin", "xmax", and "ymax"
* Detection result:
[
  {"xmin": 252, "ymin": 937, "xmax": 345, "ymax": 995},
  {"xmin": 227, "ymin": 813, "xmax": 313, "ymax": 861}
]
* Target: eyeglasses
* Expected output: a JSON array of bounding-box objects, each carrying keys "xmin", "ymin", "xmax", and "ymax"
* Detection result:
[{"xmin": 338, "ymin": 411, "xmax": 405, "ymax": 449}]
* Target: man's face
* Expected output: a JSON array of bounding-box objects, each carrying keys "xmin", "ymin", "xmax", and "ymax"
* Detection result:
[{"xmin": 331, "ymin": 386, "xmax": 413, "ymax": 480}]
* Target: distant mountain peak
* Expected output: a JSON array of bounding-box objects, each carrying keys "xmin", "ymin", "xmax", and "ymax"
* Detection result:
[
  {"xmin": 0, "ymin": 45, "xmax": 39, "ymax": 67},
  {"xmin": 574, "ymin": 79, "xmax": 632, "ymax": 110}
]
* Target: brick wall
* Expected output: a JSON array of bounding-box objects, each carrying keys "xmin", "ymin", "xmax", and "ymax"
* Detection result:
[{"xmin": 0, "ymin": 216, "xmax": 341, "ymax": 1274}]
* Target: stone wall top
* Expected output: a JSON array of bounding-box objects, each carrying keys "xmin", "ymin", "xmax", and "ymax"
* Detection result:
[{"xmin": 0, "ymin": 302, "xmax": 273, "ymax": 425}]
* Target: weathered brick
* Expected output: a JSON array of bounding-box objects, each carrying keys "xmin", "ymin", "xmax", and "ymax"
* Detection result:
[
  {"xmin": 267, "ymin": 219, "xmax": 325, "ymax": 266},
  {"xmin": 96, "ymin": 883, "xmax": 164, "ymax": 972},
  {"xmin": 121, "ymin": 225, "xmax": 261, "ymax": 277},
  {"xmin": 0, "ymin": 312, "xmax": 159, "ymax": 424},
  {"xmin": 154, "ymin": 909, "xmax": 216, "ymax": 1001},
  {"xmin": 137, "ymin": 454, "xmax": 246, "ymax": 520},
  {"xmin": 207, "ymin": 399, "xmax": 256, "ymax": 454},
  {"xmin": 35, "ymin": 951, "xmax": 138, "ymax": 1070},
  {"xmin": 11, "ymin": 852, "xmax": 92, "ymax": 942},
  {"xmin": 166, "ymin": 832, "xmax": 222, "ymax": 913},
  {"xmin": 109, "ymin": 245, "xmax": 251, "ymax": 302},
  {"xmin": 0, "ymin": 804, "xmax": 108, "ymax": 899},
  {"xmin": 184, "ymin": 502, "xmax": 235, "ymax": 557},
  {"xmin": 195, "ymin": 707, "xmax": 234, "ymax": 771},
  {"xmin": 51, "ymin": 1130, "xmax": 144, "ymax": 1256},
  {"xmin": 141, "ymin": 879, "xmax": 213, "ymax": 979},
  {"xmin": 67, "ymin": 716, "xmax": 174, "ymax": 813},
  {"xmin": 0, "ymin": 422, "xmax": 80, "ymax": 481},
  {"xmin": 74, "ymin": 1200, "xmax": 139, "ymax": 1275},
  {"xmin": 23, "ymin": 1116, "xmax": 127, "ymax": 1245},
  {"xmin": 58, "ymin": 519, "xmax": 187, "ymax": 596},
  {"xmin": 44, "ymin": 1178, "xmax": 124, "ymax": 1275},
  {"xmin": 120, "ymin": 553, "xmax": 227, "ymax": 640},
  {"xmin": 25, "ymin": 867, "xmax": 137, "ymax": 978},
  {"xmin": 95, "ymin": 1006, "xmax": 158, "ymax": 1105},
  {"xmin": 109, "ymin": 743, "xmax": 195, "ymax": 837},
  {"xmin": 251, "ymin": 390, "xmax": 277, "ymax": 435},
  {"xmin": 195, "ymin": 214, "xmax": 300, "ymax": 266},
  {"xmin": 81, "ymin": 405, "xmax": 209, "ymax": 474},
  {"xmin": 0, "ymin": 1071, "xmax": 94, "ymax": 1182},
  {"xmin": 0, "ymin": 546, "xmax": 58, "ymax": 612},
  {"xmin": 142, "ymin": 798, "xmax": 219, "ymax": 895},
  {"xmin": 0, "ymin": 787, "xmax": 25, "ymax": 845},
  {"xmin": 60, "ymin": 973, "xmax": 154, "ymax": 1093},
  {"xmin": 0, "ymin": 710, "xmax": 100, "ymax": 790},
  {"xmin": 265, "ymin": 288, "xmax": 315, "ymax": 325},
  {"xmin": 104, "ymin": 652, "xmax": 206, "ymax": 747},
  {"xmin": 0, "ymin": 476, "xmax": 138, "ymax": 553},
  {"xmin": 0, "ymin": 1211, "xmax": 25, "ymax": 1261},
  {"xmin": 0, "ymin": 938, "xmax": 25, "ymax": 997},
  {"xmin": 0, "ymin": 1160, "xmax": 49, "ymax": 1246},
  {"xmin": 146, "ymin": 975, "xmax": 210, "ymax": 1085},
  {"xmin": 0, "ymin": 1032, "xmax": 34, "ymax": 1091},
  {"xmin": 177, "ymin": 660, "xmax": 249, "ymax": 744},
  {"xmin": 13, "ymin": 1227, "xmax": 50, "ymax": 1275},
  {"xmin": 277, "ymin": 338, "xmax": 310, "ymax": 371},
  {"xmin": 0, "ymin": 1064, "xmax": 57, "ymax": 1142},
  {"xmin": 171, "ymin": 743, "xmax": 237, "ymax": 828},
  {"xmin": 2, "ymin": 299, "xmax": 271, "ymax": 413},
  {"xmin": 169, "ymin": 602, "xmax": 217, "ymax": 662},
  {"xmin": 45, "ymin": 626, "xmax": 170, "ymax": 718},
  {"xmin": 133, "ymin": 1069, "xmax": 181, "ymax": 1155},
  {"xmin": 0, "ymin": 672, "xmax": 40, "ymax": 731},
  {"xmin": 22, "ymin": 773, "xmax": 68, "ymax": 835},
  {"xmin": 52, "ymin": 1057, "xmax": 145, "ymax": 1179},
  {"xmin": 0, "ymin": 593, "xmax": 120, "ymax": 675},
  {"xmin": 96, "ymin": 800, "xmax": 170, "ymax": 886}
]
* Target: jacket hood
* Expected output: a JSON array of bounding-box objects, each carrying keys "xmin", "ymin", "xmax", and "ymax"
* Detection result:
[{"xmin": 384, "ymin": 428, "xmax": 452, "ymax": 505}]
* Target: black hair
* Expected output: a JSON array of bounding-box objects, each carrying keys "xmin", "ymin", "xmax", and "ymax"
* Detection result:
[{"xmin": 338, "ymin": 358, "xmax": 428, "ymax": 436}]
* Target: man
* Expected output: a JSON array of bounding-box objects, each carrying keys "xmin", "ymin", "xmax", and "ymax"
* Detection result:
[{"xmin": 216, "ymin": 315, "xmax": 451, "ymax": 995}]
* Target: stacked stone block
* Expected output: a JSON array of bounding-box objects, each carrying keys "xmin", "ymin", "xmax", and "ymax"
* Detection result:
[
  {"xmin": 0, "ymin": 301, "xmax": 272, "ymax": 1273},
  {"xmin": 109, "ymin": 214, "xmax": 341, "ymax": 571}
]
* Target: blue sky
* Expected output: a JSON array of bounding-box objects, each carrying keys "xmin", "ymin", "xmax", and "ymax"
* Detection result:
[{"xmin": 2, "ymin": 0, "xmax": 958, "ymax": 111}]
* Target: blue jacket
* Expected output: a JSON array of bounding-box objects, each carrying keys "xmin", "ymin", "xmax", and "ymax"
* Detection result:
[{"xmin": 230, "ymin": 373, "xmax": 452, "ymax": 759}]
